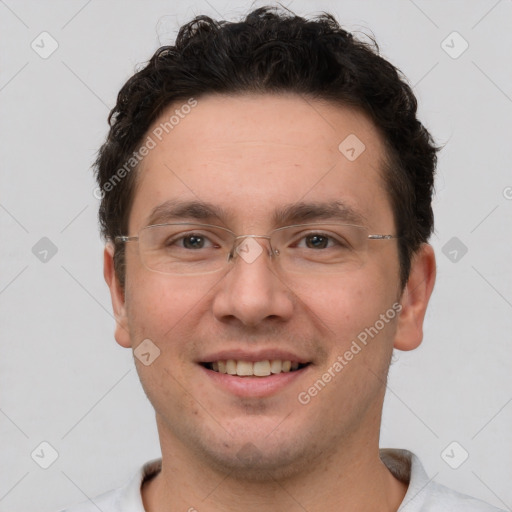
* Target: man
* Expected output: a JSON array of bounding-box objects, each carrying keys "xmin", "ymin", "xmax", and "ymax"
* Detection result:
[{"xmin": 62, "ymin": 5, "xmax": 503, "ymax": 512}]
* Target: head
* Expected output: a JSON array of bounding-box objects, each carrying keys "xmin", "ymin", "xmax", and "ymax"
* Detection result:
[{"xmin": 99, "ymin": 6, "xmax": 437, "ymax": 479}]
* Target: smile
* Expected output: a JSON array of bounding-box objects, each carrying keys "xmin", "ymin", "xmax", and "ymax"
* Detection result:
[{"xmin": 202, "ymin": 359, "xmax": 310, "ymax": 376}]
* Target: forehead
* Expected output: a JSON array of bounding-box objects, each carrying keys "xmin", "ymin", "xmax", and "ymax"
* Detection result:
[{"xmin": 129, "ymin": 93, "xmax": 393, "ymax": 232}]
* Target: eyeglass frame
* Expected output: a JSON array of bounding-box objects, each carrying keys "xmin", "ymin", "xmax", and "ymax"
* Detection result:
[{"xmin": 113, "ymin": 221, "xmax": 398, "ymax": 275}]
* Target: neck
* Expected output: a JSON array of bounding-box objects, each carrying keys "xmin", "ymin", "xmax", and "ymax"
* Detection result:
[{"xmin": 142, "ymin": 420, "xmax": 407, "ymax": 512}]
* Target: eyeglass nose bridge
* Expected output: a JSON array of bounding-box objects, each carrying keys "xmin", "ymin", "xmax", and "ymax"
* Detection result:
[{"xmin": 227, "ymin": 234, "xmax": 279, "ymax": 263}]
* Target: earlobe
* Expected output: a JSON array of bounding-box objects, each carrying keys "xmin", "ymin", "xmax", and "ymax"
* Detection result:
[
  {"xmin": 103, "ymin": 242, "xmax": 131, "ymax": 348},
  {"xmin": 393, "ymin": 243, "xmax": 436, "ymax": 351}
]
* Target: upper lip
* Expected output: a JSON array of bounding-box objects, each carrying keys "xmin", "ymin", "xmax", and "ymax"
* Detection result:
[{"xmin": 198, "ymin": 349, "xmax": 311, "ymax": 364}]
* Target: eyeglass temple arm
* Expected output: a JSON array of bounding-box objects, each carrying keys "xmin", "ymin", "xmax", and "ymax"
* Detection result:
[
  {"xmin": 114, "ymin": 235, "xmax": 139, "ymax": 243},
  {"xmin": 368, "ymin": 234, "xmax": 396, "ymax": 240}
]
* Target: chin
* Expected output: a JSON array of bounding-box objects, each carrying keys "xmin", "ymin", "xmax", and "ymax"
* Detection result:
[{"xmin": 191, "ymin": 428, "xmax": 319, "ymax": 482}]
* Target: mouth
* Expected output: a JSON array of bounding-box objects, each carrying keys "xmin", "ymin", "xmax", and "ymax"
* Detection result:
[{"xmin": 201, "ymin": 359, "xmax": 311, "ymax": 377}]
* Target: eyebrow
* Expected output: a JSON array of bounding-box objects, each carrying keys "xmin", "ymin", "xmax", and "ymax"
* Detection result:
[
  {"xmin": 145, "ymin": 199, "xmax": 366, "ymax": 228},
  {"xmin": 145, "ymin": 199, "xmax": 230, "ymax": 226},
  {"xmin": 272, "ymin": 201, "xmax": 366, "ymax": 226}
]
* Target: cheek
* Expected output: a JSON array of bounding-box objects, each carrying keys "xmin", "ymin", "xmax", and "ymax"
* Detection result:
[
  {"xmin": 288, "ymin": 270, "xmax": 399, "ymax": 360},
  {"xmin": 289, "ymin": 270, "xmax": 384, "ymax": 326},
  {"xmin": 125, "ymin": 272, "xmax": 207, "ymax": 343},
  {"xmin": 125, "ymin": 275, "xmax": 209, "ymax": 402}
]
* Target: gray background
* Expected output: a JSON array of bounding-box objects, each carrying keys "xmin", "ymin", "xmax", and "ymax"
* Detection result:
[{"xmin": 0, "ymin": 1, "xmax": 511, "ymax": 511}]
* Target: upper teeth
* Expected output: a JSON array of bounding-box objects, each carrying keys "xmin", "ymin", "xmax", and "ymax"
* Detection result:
[{"xmin": 211, "ymin": 360, "xmax": 300, "ymax": 376}]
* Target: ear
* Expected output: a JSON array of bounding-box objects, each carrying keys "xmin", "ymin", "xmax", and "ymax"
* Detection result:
[
  {"xmin": 394, "ymin": 243, "xmax": 436, "ymax": 351},
  {"xmin": 103, "ymin": 242, "xmax": 131, "ymax": 348}
]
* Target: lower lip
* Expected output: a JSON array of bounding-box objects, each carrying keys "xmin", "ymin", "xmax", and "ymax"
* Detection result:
[{"xmin": 199, "ymin": 365, "xmax": 310, "ymax": 398}]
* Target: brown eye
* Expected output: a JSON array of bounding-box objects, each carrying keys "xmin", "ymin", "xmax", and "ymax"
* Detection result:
[
  {"xmin": 305, "ymin": 234, "xmax": 329, "ymax": 249},
  {"xmin": 182, "ymin": 235, "xmax": 206, "ymax": 249}
]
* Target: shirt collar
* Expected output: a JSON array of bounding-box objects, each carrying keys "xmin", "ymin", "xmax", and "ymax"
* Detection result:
[{"xmin": 125, "ymin": 449, "xmax": 426, "ymax": 511}]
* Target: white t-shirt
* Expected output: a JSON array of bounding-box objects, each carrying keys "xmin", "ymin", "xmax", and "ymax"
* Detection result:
[{"xmin": 59, "ymin": 449, "xmax": 504, "ymax": 512}]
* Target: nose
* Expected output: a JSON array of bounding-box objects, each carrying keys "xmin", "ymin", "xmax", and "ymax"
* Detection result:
[{"xmin": 211, "ymin": 236, "xmax": 294, "ymax": 328}]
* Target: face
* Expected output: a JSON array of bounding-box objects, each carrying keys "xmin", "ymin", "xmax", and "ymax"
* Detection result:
[{"xmin": 105, "ymin": 93, "xmax": 433, "ymax": 478}]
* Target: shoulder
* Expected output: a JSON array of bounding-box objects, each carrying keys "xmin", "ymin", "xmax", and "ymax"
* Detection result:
[
  {"xmin": 391, "ymin": 450, "xmax": 505, "ymax": 512},
  {"xmin": 56, "ymin": 458, "xmax": 162, "ymax": 512},
  {"xmin": 381, "ymin": 449, "xmax": 504, "ymax": 512},
  {"xmin": 418, "ymin": 479, "xmax": 505, "ymax": 511}
]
